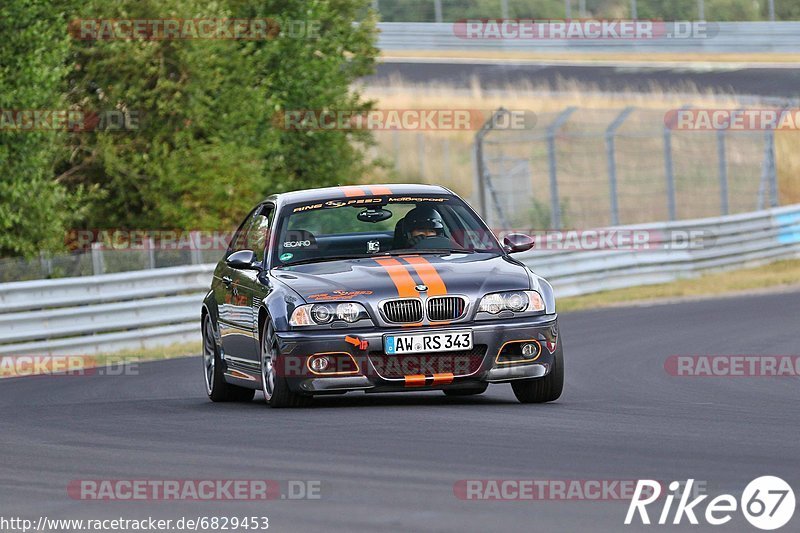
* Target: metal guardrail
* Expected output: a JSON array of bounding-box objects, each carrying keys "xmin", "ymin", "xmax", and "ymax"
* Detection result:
[
  {"xmin": 0, "ymin": 265, "xmax": 214, "ymax": 356},
  {"xmin": 0, "ymin": 205, "xmax": 798, "ymax": 356},
  {"xmin": 377, "ymin": 22, "xmax": 800, "ymax": 54},
  {"xmin": 520, "ymin": 203, "xmax": 800, "ymax": 297}
]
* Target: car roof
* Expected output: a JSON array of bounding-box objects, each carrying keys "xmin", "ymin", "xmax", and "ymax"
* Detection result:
[{"xmin": 265, "ymin": 183, "xmax": 453, "ymax": 208}]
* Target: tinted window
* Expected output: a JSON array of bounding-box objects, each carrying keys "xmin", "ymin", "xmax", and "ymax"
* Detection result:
[
  {"xmin": 246, "ymin": 205, "xmax": 274, "ymax": 263},
  {"xmin": 274, "ymin": 195, "xmax": 500, "ymax": 266}
]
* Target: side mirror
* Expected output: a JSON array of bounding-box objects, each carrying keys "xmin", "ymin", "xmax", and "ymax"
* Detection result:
[
  {"xmin": 503, "ymin": 233, "xmax": 535, "ymax": 254},
  {"xmin": 226, "ymin": 250, "xmax": 259, "ymax": 270}
]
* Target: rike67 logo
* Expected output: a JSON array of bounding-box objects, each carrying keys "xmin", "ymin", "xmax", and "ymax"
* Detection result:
[{"xmin": 626, "ymin": 477, "xmax": 795, "ymax": 530}]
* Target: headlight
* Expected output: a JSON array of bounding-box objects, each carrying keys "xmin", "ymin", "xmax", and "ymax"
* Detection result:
[
  {"xmin": 478, "ymin": 291, "xmax": 545, "ymax": 315},
  {"xmin": 335, "ymin": 302, "xmax": 361, "ymax": 323},
  {"xmin": 311, "ymin": 304, "xmax": 334, "ymax": 324},
  {"xmin": 290, "ymin": 302, "xmax": 370, "ymax": 327}
]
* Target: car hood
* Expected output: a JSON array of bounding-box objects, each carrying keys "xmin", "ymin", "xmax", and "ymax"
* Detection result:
[{"xmin": 271, "ymin": 253, "xmax": 531, "ymax": 303}]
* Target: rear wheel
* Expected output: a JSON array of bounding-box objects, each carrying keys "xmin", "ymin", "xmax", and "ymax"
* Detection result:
[
  {"xmin": 443, "ymin": 384, "xmax": 488, "ymax": 396},
  {"xmin": 511, "ymin": 350, "xmax": 564, "ymax": 404},
  {"xmin": 261, "ymin": 321, "xmax": 312, "ymax": 408},
  {"xmin": 203, "ymin": 314, "xmax": 255, "ymax": 402}
]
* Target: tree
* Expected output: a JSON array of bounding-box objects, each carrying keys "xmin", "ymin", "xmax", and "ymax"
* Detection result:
[
  {"xmin": 0, "ymin": 0, "xmax": 73, "ymax": 258},
  {"xmin": 59, "ymin": 0, "xmax": 380, "ymax": 233}
]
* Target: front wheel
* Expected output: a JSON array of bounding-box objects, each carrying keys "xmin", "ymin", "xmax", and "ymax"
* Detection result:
[
  {"xmin": 203, "ymin": 314, "xmax": 255, "ymax": 402},
  {"xmin": 261, "ymin": 321, "xmax": 312, "ymax": 408},
  {"xmin": 511, "ymin": 350, "xmax": 564, "ymax": 404}
]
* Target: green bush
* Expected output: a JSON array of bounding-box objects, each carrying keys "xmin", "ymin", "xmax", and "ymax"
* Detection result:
[
  {"xmin": 1, "ymin": 0, "xmax": 380, "ymax": 258},
  {"xmin": 0, "ymin": 0, "xmax": 74, "ymax": 258}
]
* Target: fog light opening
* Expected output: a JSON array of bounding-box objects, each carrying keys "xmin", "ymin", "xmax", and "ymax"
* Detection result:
[
  {"xmin": 521, "ymin": 343, "xmax": 537, "ymax": 357},
  {"xmin": 306, "ymin": 352, "xmax": 361, "ymax": 376},
  {"xmin": 495, "ymin": 339, "xmax": 542, "ymax": 365},
  {"xmin": 309, "ymin": 355, "xmax": 330, "ymax": 373}
]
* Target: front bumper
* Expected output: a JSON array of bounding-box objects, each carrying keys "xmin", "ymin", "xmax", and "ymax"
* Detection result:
[{"xmin": 275, "ymin": 315, "xmax": 561, "ymax": 394}]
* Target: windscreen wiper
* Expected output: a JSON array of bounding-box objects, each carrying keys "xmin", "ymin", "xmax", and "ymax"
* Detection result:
[
  {"xmin": 279, "ymin": 254, "xmax": 371, "ymax": 267},
  {"xmin": 380, "ymin": 248, "xmax": 477, "ymax": 255}
]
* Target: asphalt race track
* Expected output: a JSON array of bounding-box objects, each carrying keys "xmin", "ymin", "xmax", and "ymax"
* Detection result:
[
  {"xmin": 370, "ymin": 61, "xmax": 800, "ymax": 100},
  {"xmin": 1, "ymin": 290, "xmax": 798, "ymax": 532}
]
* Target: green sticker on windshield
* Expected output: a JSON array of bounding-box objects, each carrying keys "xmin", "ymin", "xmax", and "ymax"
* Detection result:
[{"xmin": 280, "ymin": 252, "xmax": 293, "ymax": 261}]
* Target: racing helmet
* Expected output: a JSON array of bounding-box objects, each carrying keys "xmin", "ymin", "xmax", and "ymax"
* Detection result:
[{"xmin": 403, "ymin": 206, "xmax": 445, "ymax": 244}]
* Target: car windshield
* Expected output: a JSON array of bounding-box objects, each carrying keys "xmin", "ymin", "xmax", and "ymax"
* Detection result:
[{"xmin": 274, "ymin": 194, "xmax": 501, "ymax": 266}]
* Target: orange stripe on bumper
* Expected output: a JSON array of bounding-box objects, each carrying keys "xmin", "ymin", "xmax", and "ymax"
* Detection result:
[
  {"xmin": 402, "ymin": 256, "xmax": 447, "ymax": 296},
  {"xmin": 404, "ymin": 374, "xmax": 427, "ymax": 387},
  {"xmin": 432, "ymin": 373, "xmax": 454, "ymax": 385},
  {"xmin": 375, "ymin": 258, "xmax": 418, "ymax": 298}
]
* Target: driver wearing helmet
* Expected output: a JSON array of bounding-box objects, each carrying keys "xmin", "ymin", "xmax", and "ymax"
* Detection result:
[{"xmin": 401, "ymin": 206, "xmax": 451, "ymax": 249}]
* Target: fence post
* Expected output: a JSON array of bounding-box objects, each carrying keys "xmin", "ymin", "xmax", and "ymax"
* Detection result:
[
  {"xmin": 147, "ymin": 237, "xmax": 156, "ymax": 269},
  {"xmin": 630, "ymin": 0, "xmax": 638, "ymax": 19},
  {"xmin": 434, "ymin": 0, "xmax": 443, "ymax": 22},
  {"xmin": 547, "ymin": 107, "xmax": 577, "ymax": 229},
  {"xmin": 475, "ymin": 108, "xmax": 504, "ymax": 219},
  {"xmin": 605, "ymin": 106, "xmax": 635, "ymax": 226},
  {"xmin": 757, "ymin": 109, "xmax": 781, "ymax": 209},
  {"xmin": 91, "ymin": 242, "xmax": 105, "ymax": 275},
  {"xmin": 765, "ymin": 129, "xmax": 778, "ymax": 208},
  {"xmin": 770, "ymin": 133, "xmax": 779, "ymax": 208},
  {"xmin": 190, "ymin": 231, "xmax": 203, "ymax": 265},
  {"xmin": 501, "ymin": 0, "xmax": 509, "ymax": 18},
  {"xmin": 698, "ymin": 0, "xmax": 705, "ymax": 20},
  {"xmin": 717, "ymin": 128, "xmax": 729, "ymax": 215},
  {"xmin": 39, "ymin": 252, "xmax": 53, "ymax": 278},
  {"xmin": 564, "ymin": 0, "xmax": 571, "ymax": 19},
  {"xmin": 662, "ymin": 106, "xmax": 682, "ymax": 221}
]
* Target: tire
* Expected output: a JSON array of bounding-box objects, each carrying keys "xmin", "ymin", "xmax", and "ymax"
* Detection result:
[
  {"xmin": 203, "ymin": 314, "xmax": 255, "ymax": 402},
  {"xmin": 511, "ymin": 349, "xmax": 564, "ymax": 404},
  {"xmin": 443, "ymin": 384, "xmax": 488, "ymax": 396},
  {"xmin": 261, "ymin": 320, "xmax": 312, "ymax": 408}
]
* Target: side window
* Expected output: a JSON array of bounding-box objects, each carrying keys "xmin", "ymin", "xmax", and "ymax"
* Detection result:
[
  {"xmin": 244, "ymin": 204, "xmax": 274, "ymax": 263},
  {"xmin": 228, "ymin": 209, "xmax": 258, "ymax": 256}
]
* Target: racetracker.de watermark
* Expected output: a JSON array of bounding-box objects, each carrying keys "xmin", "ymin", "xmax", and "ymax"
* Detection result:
[
  {"xmin": 275, "ymin": 109, "xmax": 535, "ymax": 131},
  {"xmin": 454, "ymin": 479, "xmax": 661, "ymax": 501},
  {"xmin": 67, "ymin": 479, "xmax": 321, "ymax": 501},
  {"xmin": 0, "ymin": 109, "xmax": 140, "ymax": 132},
  {"xmin": 453, "ymin": 19, "xmax": 716, "ymax": 40},
  {"xmin": 69, "ymin": 18, "xmax": 319, "ymax": 40},
  {"xmin": 0, "ymin": 356, "xmax": 138, "ymax": 378},
  {"xmin": 66, "ymin": 229, "xmax": 236, "ymax": 252},
  {"xmin": 492, "ymin": 229, "xmax": 714, "ymax": 251},
  {"xmin": 665, "ymin": 355, "xmax": 800, "ymax": 377},
  {"xmin": 665, "ymin": 108, "xmax": 800, "ymax": 131}
]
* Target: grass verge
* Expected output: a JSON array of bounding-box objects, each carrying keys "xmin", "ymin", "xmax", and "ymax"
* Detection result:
[
  {"xmin": 91, "ymin": 342, "xmax": 202, "ymax": 366},
  {"xmin": 558, "ymin": 259, "xmax": 800, "ymax": 312},
  {"xmin": 0, "ymin": 342, "xmax": 201, "ymax": 379}
]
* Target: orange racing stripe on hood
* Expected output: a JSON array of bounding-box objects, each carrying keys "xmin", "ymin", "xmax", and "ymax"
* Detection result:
[
  {"xmin": 401, "ymin": 256, "xmax": 447, "ymax": 296},
  {"xmin": 374, "ymin": 258, "xmax": 418, "ymax": 298}
]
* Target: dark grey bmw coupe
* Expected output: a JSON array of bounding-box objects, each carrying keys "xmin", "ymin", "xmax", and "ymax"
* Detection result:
[{"xmin": 201, "ymin": 184, "xmax": 563, "ymax": 407}]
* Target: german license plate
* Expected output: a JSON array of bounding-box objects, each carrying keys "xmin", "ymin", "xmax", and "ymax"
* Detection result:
[{"xmin": 384, "ymin": 330, "xmax": 473, "ymax": 355}]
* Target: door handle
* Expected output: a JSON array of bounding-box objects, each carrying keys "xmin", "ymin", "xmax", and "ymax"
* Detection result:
[{"xmin": 222, "ymin": 276, "xmax": 233, "ymax": 287}]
